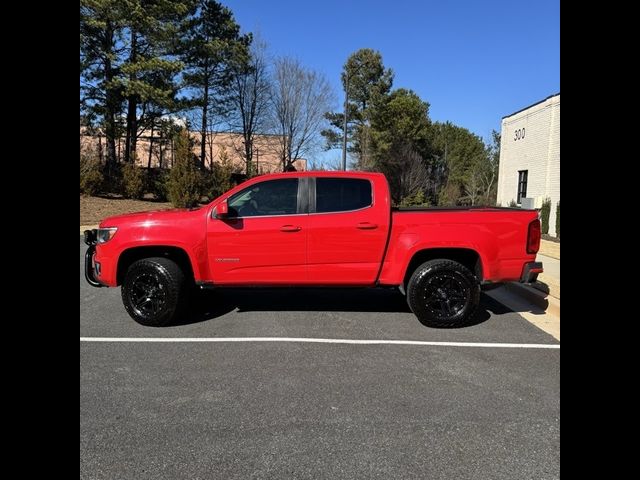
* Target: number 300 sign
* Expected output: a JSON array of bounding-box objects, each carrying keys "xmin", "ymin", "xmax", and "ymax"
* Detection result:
[{"xmin": 514, "ymin": 128, "xmax": 525, "ymax": 141}]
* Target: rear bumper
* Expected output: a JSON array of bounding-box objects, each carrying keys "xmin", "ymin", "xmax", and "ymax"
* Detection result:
[
  {"xmin": 520, "ymin": 261, "xmax": 543, "ymax": 283},
  {"xmin": 83, "ymin": 229, "xmax": 104, "ymax": 288}
]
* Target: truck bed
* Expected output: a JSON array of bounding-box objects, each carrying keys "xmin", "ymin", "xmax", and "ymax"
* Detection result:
[
  {"xmin": 377, "ymin": 206, "xmax": 540, "ymax": 285},
  {"xmin": 392, "ymin": 206, "xmax": 531, "ymax": 212}
]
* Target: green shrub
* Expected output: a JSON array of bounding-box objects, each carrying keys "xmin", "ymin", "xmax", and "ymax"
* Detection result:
[
  {"xmin": 167, "ymin": 130, "xmax": 202, "ymax": 208},
  {"xmin": 508, "ymin": 199, "xmax": 518, "ymax": 208},
  {"xmin": 199, "ymin": 144, "xmax": 238, "ymax": 201},
  {"xmin": 199, "ymin": 172, "xmax": 214, "ymax": 202},
  {"xmin": 399, "ymin": 190, "xmax": 430, "ymax": 207},
  {"xmin": 555, "ymin": 201, "xmax": 560, "ymax": 239},
  {"xmin": 212, "ymin": 145, "xmax": 236, "ymax": 197},
  {"xmin": 102, "ymin": 162, "xmax": 123, "ymax": 195},
  {"xmin": 122, "ymin": 161, "xmax": 146, "ymax": 199},
  {"xmin": 80, "ymin": 152, "xmax": 103, "ymax": 196},
  {"xmin": 438, "ymin": 182, "xmax": 462, "ymax": 206},
  {"xmin": 540, "ymin": 197, "xmax": 551, "ymax": 234},
  {"xmin": 149, "ymin": 168, "xmax": 170, "ymax": 201}
]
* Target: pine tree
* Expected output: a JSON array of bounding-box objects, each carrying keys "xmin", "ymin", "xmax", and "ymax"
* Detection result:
[
  {"xmin": 168, "ymin": 130, "xmax": 202, "ymax": 207},
  {"xmin": 177, "ymin": 0, "xmax": 249, "ymax": 169}
]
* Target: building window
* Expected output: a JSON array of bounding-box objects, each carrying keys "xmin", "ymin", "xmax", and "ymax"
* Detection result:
[{"xmin": 517, "ymin": 170, "xmax": 528, "ymax": 204}]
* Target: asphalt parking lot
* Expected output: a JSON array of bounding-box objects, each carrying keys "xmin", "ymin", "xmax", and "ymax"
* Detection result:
[{"xmin": 80, "ymin": 237, "xmax": 559, "ymax": 479}]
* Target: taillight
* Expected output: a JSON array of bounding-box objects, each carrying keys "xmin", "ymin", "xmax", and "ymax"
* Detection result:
[{"xmin": 527, "ymin": 219, "xmax": 541, "ymax": 254}]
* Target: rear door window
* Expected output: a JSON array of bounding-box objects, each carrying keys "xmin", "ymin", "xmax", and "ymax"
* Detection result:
[{"xmin": 315, "ymin": 178, "xmax": 372, "ymax": 213}]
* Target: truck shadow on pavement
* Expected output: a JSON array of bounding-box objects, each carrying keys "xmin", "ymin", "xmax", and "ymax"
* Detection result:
[{"xmin": 176, "ymin": 287, "xmax": 516, "ymax": 329}]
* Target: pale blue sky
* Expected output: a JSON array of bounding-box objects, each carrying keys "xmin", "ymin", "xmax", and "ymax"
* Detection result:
[{"xmin": 222, "ymin": 0, "xmax": 560, "ymax": 165}]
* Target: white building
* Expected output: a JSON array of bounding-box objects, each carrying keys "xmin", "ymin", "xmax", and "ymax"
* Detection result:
[{"xmin": 497, "ymin": 93, "xmax": 560, "ymax": 237}]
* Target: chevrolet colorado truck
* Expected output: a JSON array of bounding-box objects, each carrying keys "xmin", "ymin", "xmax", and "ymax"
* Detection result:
[{"xmin": 84, "ymin": 171, "xmax": 542, "ymax": 328}]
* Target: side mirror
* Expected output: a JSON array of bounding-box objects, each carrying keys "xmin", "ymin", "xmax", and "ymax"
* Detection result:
[{"xmin": 214, "ymin": 199, "xmax": 229, "ymax": 219}]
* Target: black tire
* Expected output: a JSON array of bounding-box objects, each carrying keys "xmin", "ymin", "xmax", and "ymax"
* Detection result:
[
  {"xmin": 406, "ymin": 259, "xmax": 480, "ymax": 328},
  {"xmin": 121, "ymin": 257, "xmax": 189, "ymax": 327}
]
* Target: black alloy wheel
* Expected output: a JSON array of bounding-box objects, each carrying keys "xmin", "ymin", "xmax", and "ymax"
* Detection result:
[
  {"xmin": 121, "ymin": 257, "xmax": 189, "ymax": 327},
  {"xmin": 129, "ymin": 271, "xmax": 168, "ymax": 318},
  {"xmin": 406, "ymin": 259, "xmax": 480, "ymax": 328}
]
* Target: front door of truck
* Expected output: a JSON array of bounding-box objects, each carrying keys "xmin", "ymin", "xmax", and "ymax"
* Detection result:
[{"xmin": 207, "ymin": 177, "xmax": 308, "ymax": 284}]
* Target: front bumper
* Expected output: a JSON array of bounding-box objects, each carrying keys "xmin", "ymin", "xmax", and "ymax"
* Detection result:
[
  {"xmin": 83, "ymin": 229, "xmax": 104, "ymax": 288},
  {"xmin": 520, "ymin": 261, "xmax": 543, "ymax": 283}
]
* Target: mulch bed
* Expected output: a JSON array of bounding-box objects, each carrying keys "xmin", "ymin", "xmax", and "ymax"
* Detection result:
[{"xmin": 80, "ymin": 194, "xmax": 173, "ymax": 225}]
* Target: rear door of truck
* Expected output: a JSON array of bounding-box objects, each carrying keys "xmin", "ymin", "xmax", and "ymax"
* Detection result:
[{"xmin": 306, "ymin": 176, "xmax": 390, "ymax": 284}]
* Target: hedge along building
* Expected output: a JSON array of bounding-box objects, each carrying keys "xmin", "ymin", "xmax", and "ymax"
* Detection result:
[{"xmin": 497, "ymin": 93, "xmax": 560, "ymax": 237}]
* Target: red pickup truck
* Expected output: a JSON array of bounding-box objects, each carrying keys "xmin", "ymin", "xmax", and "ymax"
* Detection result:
[{"xmin": 84, "ymin": 171, "xmax": 542, "ymax": 328}]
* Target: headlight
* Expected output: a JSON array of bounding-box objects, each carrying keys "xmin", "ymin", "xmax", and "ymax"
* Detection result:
[{"xmin": 96, "ymin": 227, "xmax": 118, "ymax": 243}]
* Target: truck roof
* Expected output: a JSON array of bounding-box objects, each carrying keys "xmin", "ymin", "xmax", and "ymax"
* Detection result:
[{"xmin": 253, "ymin": 171, "xmax": 386, "ymax": 180}]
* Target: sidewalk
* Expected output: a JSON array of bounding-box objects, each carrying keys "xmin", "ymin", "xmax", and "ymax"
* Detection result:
[
  {"xmin": 535, "ymin": 254, "xmax": 560, "ymax": 299},
  {"xmin": 498, "ymin": 239, "xmax": 560, "ymax": 338},
  {"xmin": 534, "ymin": 238, "xmax": 560, "ymax": 299},
  {"xmin": 530, "ymin": 238, "xmax": 560, "ymax": 300}
]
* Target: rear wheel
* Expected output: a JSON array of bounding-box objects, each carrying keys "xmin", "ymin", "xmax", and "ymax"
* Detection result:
[
  {"xmin": 121, "ymin": 257, "xmax": 189, "ymax": 327},
  {"xmin": 406, "ymin": 259, "xmax": 480, "ymax": 328}
]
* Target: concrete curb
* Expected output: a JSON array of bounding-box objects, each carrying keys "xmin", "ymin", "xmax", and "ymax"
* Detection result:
[{"xmin": 505, "ymin": 282, "xmax": 560, "ymax": 318}]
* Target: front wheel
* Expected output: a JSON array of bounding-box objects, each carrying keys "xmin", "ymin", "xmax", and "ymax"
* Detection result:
[
  {"xmin": 121, "ymin": 257, "xmax": 189, "ymax": 327},
  {"xmin": 406, "ymin": 259, "xmax": 480, "ymax": 328}
]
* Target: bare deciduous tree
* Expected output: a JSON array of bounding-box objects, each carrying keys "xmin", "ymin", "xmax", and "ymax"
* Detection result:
[
  {"xmin": 270, "ymin": 57, "xmax": 335, "ymax": 171},
  {"xmin": 229, "ymin": 37, "xmax": 271, "ymax": 176},
  {"xmin": 462, "ymin": 163, "xmax": 483, "ymax": 206},
  {"xmin": 383, "ymin": 142, "xmax": 429, "ymax": 204},
  {"xmin": 462, "ymin": 130, "xmax": 500, "ymax": 206}
]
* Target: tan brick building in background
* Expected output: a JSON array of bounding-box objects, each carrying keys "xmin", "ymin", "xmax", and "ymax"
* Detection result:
[
  {"xmin": 497, "ymin": 93, "xmax": 560, "ymax": 236},
  {"xmin": 80, "ymin": 129, "xmax": 307, "ymax": 174}
]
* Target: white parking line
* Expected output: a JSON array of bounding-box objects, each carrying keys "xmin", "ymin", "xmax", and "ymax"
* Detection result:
[{"xmin": 80, "ymin": 337, "xmax": 559, "ymax": 349}]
